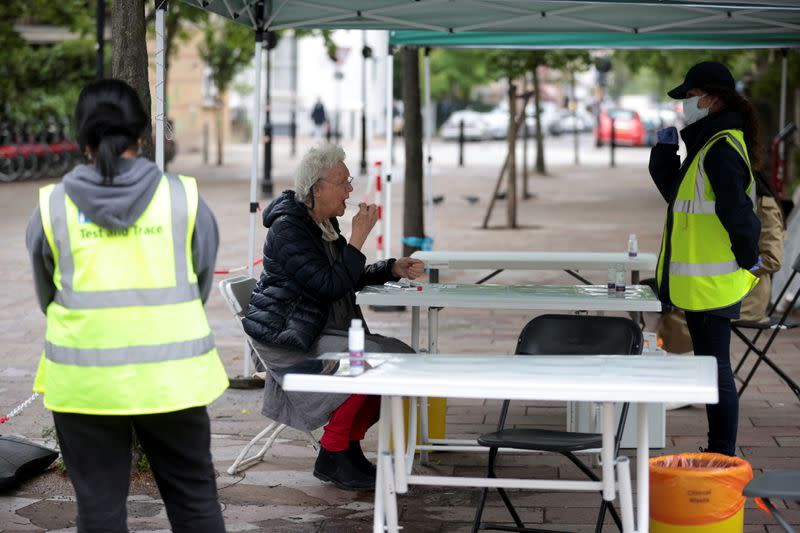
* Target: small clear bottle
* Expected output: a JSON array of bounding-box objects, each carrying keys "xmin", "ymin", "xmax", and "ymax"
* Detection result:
[
  {"xmin": 607, "ymin": 266, "xmax": 616, "ymax": 293},
  {"xmin": 628, "ymin": 233, "xmax": 638, "ymax": 258},
  {"xmin": 348, "ymin": 318, "xmax": 365, "ymax": 375},
  {"xmin": 615, "ymin": 265, "xmax": 627, "ymax": 296}
]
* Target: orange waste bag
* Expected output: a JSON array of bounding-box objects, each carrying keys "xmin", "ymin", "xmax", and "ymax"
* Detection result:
[{"xmin": 650, "ymin": 453, "xmax": 753, "ymax": 532}]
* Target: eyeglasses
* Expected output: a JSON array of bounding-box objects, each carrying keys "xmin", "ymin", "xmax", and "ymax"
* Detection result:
[{"xmin": 320, "ymin": 176, "xmax": 354, "ymax": 187}]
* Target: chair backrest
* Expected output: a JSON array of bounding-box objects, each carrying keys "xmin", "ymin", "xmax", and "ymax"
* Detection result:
[
  {"xmin": 515, "ymin": 314, "xmax": 643, "ymax": 356},
  {"xmin": 218, "ymin": 275, "xmax": 257, "ymax": 318}
]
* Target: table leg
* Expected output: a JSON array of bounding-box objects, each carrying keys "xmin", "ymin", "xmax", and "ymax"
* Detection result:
[
  {"xmin": 420, "ymin": 307, "xmax": 440, "ymax": 465},
  {"xmin": 601, "ymin": 402, "xmax": 616, "ymax": 502},
  {"xmin": 429, "ymin": 268, "xmax": 439, "ymax": 283},
  {"xmin": 406, "ymin": 396, "xmax": 418, "ymax": 474},
  {"xmin": 411, "ymin": 306, "xmax": 420, "ymax": 352},
  {"xmin": 616, "ymin": 456, "xmax": 636, "ymax": 532},
  {"xmin": 391, "ymin": 396, "xmax": 408, "ymax": 493},
  {"xmin": 637, "ymin": 403, "xmax": 650, "ymax": 533},
  {"xmin": 375, "ymin": 396, "xmax": 400, "ymax": 533}
]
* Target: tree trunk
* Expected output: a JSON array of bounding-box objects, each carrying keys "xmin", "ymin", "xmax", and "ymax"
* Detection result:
[
  {"xmin": 532, "ymin": 65, "xmax": 546, "ymax": 175},
  {"xmin": 506, "ymin": 82, "xmax": 518, "ymax": 229},
  {"xmin": 111, "ymin": 0, "xmax": 153, "ymax": 161},
  {"xmin": 402, "ymin": 47, "xmax": 424, "ymax": 258},
  {"xmin": 216, "ymin": 104, "xmax": 223, "ymax": 166}
]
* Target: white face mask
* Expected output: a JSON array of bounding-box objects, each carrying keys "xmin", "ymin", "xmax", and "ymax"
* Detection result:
[{"xmin": 682, "ymin": 94, "xmax": 709, "ymax": 125}]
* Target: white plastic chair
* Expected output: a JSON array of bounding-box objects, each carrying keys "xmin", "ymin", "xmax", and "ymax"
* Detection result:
[{"xmin": 218, "ymin": 275, "xmax": 319, "ymax": 475}]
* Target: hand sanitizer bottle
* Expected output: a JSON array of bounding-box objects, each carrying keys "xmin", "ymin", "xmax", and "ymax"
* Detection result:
[
  {"xmin": 349, "ymin": 319, "xmax": 365, "ymax": 375},
  {"xmin": 607, "ymin": 266, "xmax": 616, "ymax": 293},
  {"xmin": 615, "ymin": 265, "xmax": 627, "ymax": 296},
  {"xmin": 628, "ymin": 233, "xmax": 638, "ymax": 258}
]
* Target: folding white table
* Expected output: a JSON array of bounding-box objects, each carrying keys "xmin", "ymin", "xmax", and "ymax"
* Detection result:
[
  {"xmin": 282, "ymin": 353, "xmax": 718, "ymax": 533},
  {"xmin": 410, "ymin": 250, "xmax": 658, "ymax": 285},
  {"xmin": 356, "ymin": 283, "xmax": 662, "ymax": 354},
  {"xmin": 357, "ymin": 283, "xmax": 663, "ymax": 459}
]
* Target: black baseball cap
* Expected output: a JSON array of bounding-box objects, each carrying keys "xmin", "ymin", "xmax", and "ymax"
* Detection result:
[{"xmin": 667, "ymin": 61, "xmax": 736, "ymax": 99}]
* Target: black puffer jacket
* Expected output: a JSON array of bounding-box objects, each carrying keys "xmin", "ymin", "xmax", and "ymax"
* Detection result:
[{"xmin": 242, "ymin": 190, "xmax": 397, "ymax": 352}]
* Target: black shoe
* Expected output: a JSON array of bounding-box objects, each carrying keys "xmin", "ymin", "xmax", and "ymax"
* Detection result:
[
  {"xmin": 348, "ymin": 440, "xmax": 377, "ymax": 476},
  {"xmin": 313, "ymin": 447, "xmax": 376, "ymax": 491}
]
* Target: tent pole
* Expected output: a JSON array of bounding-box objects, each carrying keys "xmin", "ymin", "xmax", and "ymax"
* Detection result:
[
  {"xmin": 780, "ymin": 49, "xmax": 788, "ymax": 129},
  {"xmin": 423, "ymin": 47, "xmax": 434, "ymax": 243},
  {"xmin": 155, "ymin": 0, "xmax": 167, "ymax": 170},
  {"xmin": 245, "ymin": 31, "xmax": 265, "ymax": 379},
  {"xmin": 384, "ymin": 42, "xmax": 394, "ymax": 260}
]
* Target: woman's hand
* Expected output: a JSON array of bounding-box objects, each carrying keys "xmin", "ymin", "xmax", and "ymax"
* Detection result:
[
  {"xmin": 349, "ymin": 203, "xmax": 379, "ymax": 250},
  {"xmin": 392, "ymin": 257, "xmax": 425, "ymax": 280}
]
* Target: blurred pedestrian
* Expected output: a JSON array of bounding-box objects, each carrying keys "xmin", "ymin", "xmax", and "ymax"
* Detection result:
[
  {"xmin": 311, "ymin": 97, "xmax": 327, "ymax": 138},
  {"xmin": 26, "ymin": 79, "xmax": 228, "ymax": 533},
  {"xmin": 649, "ymin": 61, "xmax": 762, "ymax": 456}
]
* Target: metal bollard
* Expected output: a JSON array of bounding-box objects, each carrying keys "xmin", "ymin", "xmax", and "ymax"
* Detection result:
[
  {"xmin": 610, "ymin": 117, "xmax": 616, "ymax": 168},
  {"xmin": 458, "ymin": 119, "xmax": 465, "ymax": 167}
]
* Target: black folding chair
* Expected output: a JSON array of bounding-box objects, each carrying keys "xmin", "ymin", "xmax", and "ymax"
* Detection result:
[
  {"xmin": 744, "ymin": 470, "xmax": 800, "ymax": 533},
  {"xmin": 471, "ymin": 314, "xmax": 643, "ymax": 533},
  {"xmin": 733, "ymin": 252, "xmax": 800, "ymax": 401}
]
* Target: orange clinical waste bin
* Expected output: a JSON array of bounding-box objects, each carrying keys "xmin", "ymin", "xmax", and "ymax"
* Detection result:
[{"xmin": 650, "ymin": 453, "xmax": 753, "ymax": 532}]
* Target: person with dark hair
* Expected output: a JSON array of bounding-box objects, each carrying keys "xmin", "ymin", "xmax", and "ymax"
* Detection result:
[
  {"xmin": 649, "ymin": 62, "xmax": 762, "ymax": 456},
  {"xmin": 25, "ymin": 79, "xmax": 228, "ymax": 533}
]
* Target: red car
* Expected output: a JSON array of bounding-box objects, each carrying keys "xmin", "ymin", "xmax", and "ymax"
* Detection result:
[{"xmin": 595, "ymin": 109, "xmax": 649, "ymax": 147}]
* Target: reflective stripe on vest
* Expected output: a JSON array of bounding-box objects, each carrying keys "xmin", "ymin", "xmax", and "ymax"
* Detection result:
[
  {"xmin": 670, "ymin": 259, "xmax": 740, "ymax": 277},
  {"xmin": 48, "ymin": 176, "xmax": 200, "ymax": 309},
  {"xmin": 44, "ymin": 335, "xmax": 215, "ymax": 366}
]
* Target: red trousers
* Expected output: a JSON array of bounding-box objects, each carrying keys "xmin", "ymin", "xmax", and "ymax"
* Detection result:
[{"xmin": 320, "ymin": 394, "xmax": 381, "ymax": 452}]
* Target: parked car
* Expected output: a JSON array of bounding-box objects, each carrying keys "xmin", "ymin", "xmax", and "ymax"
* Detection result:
[
  {"xmin": 548, "ymin": 110, "xmax": 594, "ymax": 136},
  {"xmin": 481, "ymin": 108, "xmax": 510, "ymax": 139},
  {"xmin": 440, "ymin": 110, "xmax": 490, "ymax": 141},
  {"xmin": 594, "ymin": 109, "xmax": 649, "ymax": 147}
]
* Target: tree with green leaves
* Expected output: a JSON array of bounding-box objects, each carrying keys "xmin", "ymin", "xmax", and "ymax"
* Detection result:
[
  {"xmin": 481, "ymin": 49, "xmax": 591, "ymax": 228},
  {"xmin": 198, "ymin": 17, "xmax": 255, "ymax": 166},
  {"xmin": 0, "ymin": 1, "xmax": 95, "ymax": 123}
]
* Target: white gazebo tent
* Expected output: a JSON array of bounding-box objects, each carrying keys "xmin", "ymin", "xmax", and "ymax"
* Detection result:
[
  {"xmin": 164, "ymin": 3, "xmax": 800, "ymax": 499},
  {"xmin": 167, "ymin": 0, "xmax": 800, "ymax": 368}
]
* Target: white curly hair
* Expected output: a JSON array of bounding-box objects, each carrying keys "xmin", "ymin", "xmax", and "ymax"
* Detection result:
[{"xmin": 294, "ymin": 143, "xmax": 346, "ymax": 202}]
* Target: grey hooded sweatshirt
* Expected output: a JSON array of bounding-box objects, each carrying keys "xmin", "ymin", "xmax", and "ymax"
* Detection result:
[{"xmin": 26, "ymin": 158, "xmax": 219, "ymax": 312}]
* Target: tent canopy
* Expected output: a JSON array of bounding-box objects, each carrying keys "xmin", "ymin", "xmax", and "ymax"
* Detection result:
[
  {"xmin": 388, "ymin": 30, "xmax": 800, "ymax": 49},
  {"xmin": 183, "ymin": 0, "xmax": 800, "ymax": 35}
]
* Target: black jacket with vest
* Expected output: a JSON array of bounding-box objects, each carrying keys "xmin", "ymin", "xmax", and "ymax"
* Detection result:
[
  {"xmin": 649, "ymin": 110, "xmax": 760, "ymax": 314},
  {"xmin": 242, "ymin": 190, "xmax": 397, "ymax": 352}
]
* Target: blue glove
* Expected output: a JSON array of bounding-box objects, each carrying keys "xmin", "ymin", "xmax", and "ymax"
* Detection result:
[
  {"xmin": 656, "ymin": 127, "xmax": 678, "ymax": 145},
  {"xmin": 749, "ymin": 256, "xmax": 763, "ymax": 273}
]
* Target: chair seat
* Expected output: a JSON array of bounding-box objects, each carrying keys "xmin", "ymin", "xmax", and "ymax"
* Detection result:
[
  {"xmin": 478, "ymin": 428, "xmax": 602, "ymax": 453},
  {"xmin": 744, "ymin": 470, "xmax": 800, "ymax": 500},
  {"xmin": 733, "ymin": 316, "xmax": 798, "ymax": 330}
]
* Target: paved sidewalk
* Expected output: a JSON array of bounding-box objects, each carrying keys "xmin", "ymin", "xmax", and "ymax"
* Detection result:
[{"xmin": 1, "ymin": 137, "xmax": 798, "ymax": 532}]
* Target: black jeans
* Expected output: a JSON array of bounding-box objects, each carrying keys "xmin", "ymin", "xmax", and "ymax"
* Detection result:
[
  {"xmin": 685, "ymin": 311, "xmax": 738, "ymax": 456},
  {"xmin": 53, "ymin": 407, "xmax": 226, "ymax": 533}
]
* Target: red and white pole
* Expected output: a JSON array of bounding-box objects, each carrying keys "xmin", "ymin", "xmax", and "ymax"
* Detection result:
[{"xmin": 373, "ymin": 161, "xmax": 384, "ymax": 256}]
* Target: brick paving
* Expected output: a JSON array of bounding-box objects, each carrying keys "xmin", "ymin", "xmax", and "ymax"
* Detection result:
[{"xmin": 1, "ymin": 136, "xmax": 798, "ymax": 532}]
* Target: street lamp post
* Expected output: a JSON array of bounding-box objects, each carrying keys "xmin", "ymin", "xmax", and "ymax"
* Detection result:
[
  {"xmin": 261, "ymin": 30, "xmax": 278, "ymax": 197},
  {"xmin": 96, "ymin": 0, "xmax": 105, "ymax": 79},
  {"xmin": 360, "ymin": 32, "xmax": 372, "ymax": 176}
]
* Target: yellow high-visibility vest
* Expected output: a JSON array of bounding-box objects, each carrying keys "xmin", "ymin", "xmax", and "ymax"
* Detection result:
[
  {"xmin": 657, "ymin": 129, "xmax": 759, "ymax": 311},
  {"xmin": 34, "ymin": 173, "xmax": 228, "ymax": 415}
]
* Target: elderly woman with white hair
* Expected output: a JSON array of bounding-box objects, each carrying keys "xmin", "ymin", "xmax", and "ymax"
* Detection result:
[{"xmin": 242, "ymin": 144, "xmax": 423, "ymax": 491}]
